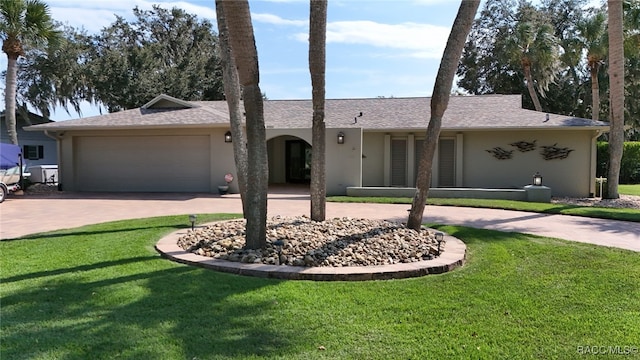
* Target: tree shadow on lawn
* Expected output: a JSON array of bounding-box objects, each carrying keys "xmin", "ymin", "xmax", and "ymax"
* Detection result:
[
  {"xmin": 570, "ymin": 216, "xmax": 640, "ymax": 237},
  {"xmin": 426, "ymin": 224, "xmax": 550, "ymax": 247},
  {"xmin": 3, "ymin": 224, "xmax": 195, "ymax": 242},
  {"xmin": 1, "ymin": 262, "xmax": 305, "ymax": 359},
  {"xmin": 1, "ymin": 215, "xmax": 309, "ymax": 359},
  {"xmin": 1, "ymin": 256, "xmax": 159, "ymax": 283}
]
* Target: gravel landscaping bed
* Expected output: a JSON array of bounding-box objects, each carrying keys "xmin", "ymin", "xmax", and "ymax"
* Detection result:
[
  {"xmin": 178, "ymin": 216, "xmax": 443, "ymax": 267},
  {"xmin": 552, "ymin": 194, "xmax": 640, "ymax": 209}
]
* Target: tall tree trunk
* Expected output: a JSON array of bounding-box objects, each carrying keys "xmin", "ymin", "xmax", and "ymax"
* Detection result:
[
  {"xmin": 523, "ymin": 62, "xmax": 543, "ymax": 112},
  {"xmin": 606, "ymin": 0, "xmax": 624, "ymax": 199},
  {"xmin": 222, "ymin": 0, "xmax": 268, "ymax": 249},
  {"xmin": 215, "ymin": 0, "xmax": 249, "ymax": 215},
  {"xmin": 407, "ymin": 0, "xmax": 480, "ymax": 230},
  {"xmin": 590, "ymin": 65, "xmax": 600, "ymax": 121},
  {"xmin": 4, "ymin": 54, "xmax": 19, "ymax": 145},
  {"xmin": 309, "ymin": 0, "xmax": 327, "ymax": 222}
]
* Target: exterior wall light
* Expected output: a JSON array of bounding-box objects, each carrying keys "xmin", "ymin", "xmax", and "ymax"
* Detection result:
[
  {"xmin": 337, "ymin": 132, "xmax": 345, "ymax": 144},
  {"xmin": 533, "ymin": 172, "xmax": 543, "ymax": 186},
  {"xmin": 224, "ymin": 131, "xmax": 232, "ymax": 143}
]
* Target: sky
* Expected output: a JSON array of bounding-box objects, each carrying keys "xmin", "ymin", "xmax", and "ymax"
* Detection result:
[{"xmin": 3, "ymin": 0, "xmax": 464, "ymax": 120}]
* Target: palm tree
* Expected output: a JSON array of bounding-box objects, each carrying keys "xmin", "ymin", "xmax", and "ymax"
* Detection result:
[
  {"xmin": 1, "ymin": 0, "xmax": 58, "ymax": 145},
  {"xmin": 505, "ymin": 19, "xmax": 560, "ymax": 112},
  {"xmin": 407, "ymin": 0, "xmax": 480, "ymax": 230},
  {"xmin": 577, "ymin": 10, "xmax": 607, "ymax": 120},
  {"xmin": 220, "ymin": 0, "xmax": 268, "ymax": 249},
  {"xmin": 606, "ymin": 0, "xmax": 624, "ymax": 199},
  {"xmin": 215, "ymin": 0, "xmax": 249, "ymax": 215},
  {"xmin": 309, "ymin": 0, "xmax": 327, "ymax": 222}
]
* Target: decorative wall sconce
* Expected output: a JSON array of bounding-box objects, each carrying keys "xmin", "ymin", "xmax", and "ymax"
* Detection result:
[
  {"xmin": 224, "ymin": 131, "xmax": 232, "ymax": 143},
  {"xmin": 337, "ymin": 132, "xmax": 345, "ymax": 144},
  {"xmin": 533, "ymin": 172, "xmax": 543, "ymax": 186}
]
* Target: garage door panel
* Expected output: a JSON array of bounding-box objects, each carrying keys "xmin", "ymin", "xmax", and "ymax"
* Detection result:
[{"xmin": 75, "ymin": 136, "xmax": 210, "ymax": 192}]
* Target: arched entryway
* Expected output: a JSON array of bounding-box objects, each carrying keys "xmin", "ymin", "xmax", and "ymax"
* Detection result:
[{"xmin": 267, "ymin": 135, "xmax": 312, "ymax": 185}]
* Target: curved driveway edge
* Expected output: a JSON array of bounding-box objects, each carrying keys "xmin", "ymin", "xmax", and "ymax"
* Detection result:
[
  {"xmin": 1, "ymin": 192, "xmax": 638, "ymax": 252},
  {"xmin": 155, "ymin": 224, "xmax": 467, "ymax": 281}
]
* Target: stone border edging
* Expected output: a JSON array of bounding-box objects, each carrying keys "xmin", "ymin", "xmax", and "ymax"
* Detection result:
[{"xmin": 155, "ymin": 225, "xmax": 467, "ymax": 281}]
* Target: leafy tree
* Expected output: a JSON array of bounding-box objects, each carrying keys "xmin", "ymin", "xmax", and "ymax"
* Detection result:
[
  {"xmin": 220, "ymin": 0, "xmax": 268, "ymax": 250},
  {"xmin": 309, "ymin": 0, "xmax": 327, "ymax": 222},
  {"xmin": 539, "ymin": 0, "xmax": 593, "ymax": 118},
  {"xmin": 606, "ymin": 0, "xmax": 624, "ymax": 199},
  {"xmin": 457, "ymin": 0, "xmax": 523, "ymax": 97},
  {"xmin": 215, "ymin": 0, "xmax": 248, "ymax": 215},
  {"xmin": 623, "ymin": 0, "xmax": 640, "ymax": 140},
  {"xmin": 504, "ymin": 9, "xmax": 561, "ymax": 112},
  {"xmin": 577, "ymin": 9, "xmax": 607, "ymax": 120},
  {"xmin": 88, "ymin": 5, "xmax": 224, "ymax": 112},
  {"xmin": 407, "ymin": 0, "xmax": 480, "ymax": 230},
  {"xmin": 457, "ymin": 0, "xmax": 639, "ymax": 139},
  {"xmin": 1, "ymin": 0, "xmax": 58, "ymax": 144},
  {"xmin": 15, "ymin": 23, "xmax": 94, "ymax": 118}
]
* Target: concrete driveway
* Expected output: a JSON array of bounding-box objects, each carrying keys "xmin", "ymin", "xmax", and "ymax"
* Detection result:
[{"xmin": 1, "ymin": 191, "xmax": 638, "ymax": 251}]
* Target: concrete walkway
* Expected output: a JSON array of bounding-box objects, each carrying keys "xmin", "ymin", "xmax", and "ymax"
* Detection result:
[{"xmin": 1, "ymin": 192, "xmax": 638, "ymax": 251}]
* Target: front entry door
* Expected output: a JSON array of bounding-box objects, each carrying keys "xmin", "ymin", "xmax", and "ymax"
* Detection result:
[{"xmin": 285, "ymin": 140, "xmax": 311, "ymax": 183}]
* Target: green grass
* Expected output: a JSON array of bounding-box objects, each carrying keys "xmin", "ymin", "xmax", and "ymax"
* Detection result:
[
  {"xmin": 2, "ymin": 215, "xmax": 639, "ymax": 359},
  {"xmin": 620, "ymin": 184, "xmax": 640, "ymax": 196},
  {"xmin": 327, "ymin": 196, "xmax": 640, "ymax": 222}
]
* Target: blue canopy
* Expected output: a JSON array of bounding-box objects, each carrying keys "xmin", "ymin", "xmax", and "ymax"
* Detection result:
[{"xmin": 1, "ymin": 143, "xmax": 22, "ymax": 170}]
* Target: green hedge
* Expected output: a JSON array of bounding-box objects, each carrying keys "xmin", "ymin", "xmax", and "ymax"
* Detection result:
[{"xmin": 597, "ymin": 142, "xmax": 640, "ymax": 184}]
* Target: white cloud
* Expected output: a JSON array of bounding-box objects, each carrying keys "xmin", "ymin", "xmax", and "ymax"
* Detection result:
[
  {"xmin": 411, "ymin": 0, "xmax": 454, "ymax": 4},
  {"xmin": 50, "ymin": 8, "xmax": 119, "ymax": 32},
  {"xmin": 251, "ymin": 13, "xmax": 307, "ymax": 27},
  {"xmin": 293, "ymin": 20, "xmax": 450, "ymax": 59},
  {"xmin": 48, "ymin": 0, "xmax": 218, "ymax": 34}
]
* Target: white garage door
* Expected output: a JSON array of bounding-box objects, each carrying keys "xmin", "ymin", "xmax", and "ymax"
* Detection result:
[{"xmin": 75, "ymin": 135, "xmax": 211, "ymax": 192}]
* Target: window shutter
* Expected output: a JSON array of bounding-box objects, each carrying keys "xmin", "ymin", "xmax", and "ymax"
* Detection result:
[
  {"xmin": 391, "ymin": 139, "xmax": 407, "ymax": 186},
  {"xmin": 38, "ymin": 145, "xmax": 44, "ymax": 159},
  {"xmin": 414, "ymin": 139, "xmax": 424, "ymax": 182},
  {"xmin": 438, "ymin": 139, "xmax": 455, "ymax": 187}
]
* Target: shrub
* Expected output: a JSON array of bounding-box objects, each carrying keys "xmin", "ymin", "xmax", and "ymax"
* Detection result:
[{"xmin": 597, "ymin": 142, "xmax": 640, "ymax": 184}]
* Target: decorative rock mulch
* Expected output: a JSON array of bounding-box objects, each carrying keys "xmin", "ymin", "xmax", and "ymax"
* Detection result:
[
  {"xmin": 552, "ymin": 195, "xmax": 640, "ymax": 209},
  {"xmin": 177, "ymin": 216, "xmax": 445, "ymax": 267}
]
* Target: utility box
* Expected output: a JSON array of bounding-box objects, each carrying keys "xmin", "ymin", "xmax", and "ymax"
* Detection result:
[{"xmin": 28, "ymin": 165, "xmax": 58, "ymax": 184}]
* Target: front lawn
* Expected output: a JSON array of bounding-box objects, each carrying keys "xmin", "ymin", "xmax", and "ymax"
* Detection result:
[
  {"xmin": 1, "ymin": 215, "xmax": 638, "ymax": 359},
  {"xmin": 327, "ymin": 196, "xmax": 640, "ymax": 222},
  {"xmin": 620, "ymin": 184, "xmax": 640, "ymax": 196}
]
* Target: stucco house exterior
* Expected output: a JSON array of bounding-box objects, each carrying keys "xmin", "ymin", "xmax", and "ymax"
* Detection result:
[{"xmin": 26, "ymin": 94, "xmax": 609, "ymax": 197}]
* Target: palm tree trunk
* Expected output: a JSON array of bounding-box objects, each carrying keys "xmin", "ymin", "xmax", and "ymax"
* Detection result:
[
  {"xmin": 606, "ymin": 0, "xmax": 624, "ymax": 199},
  {"xmin": 4, "ymin": 54, "xmax": 19, "ymax": 145},
  {"xmin": 524, "ymin": 64, "xmax": 543, "ymax": 112},
  {"xmin": 407, "ymin": 0, "xmax": 480, "ymax": 230},
  {"xmin": 309, "ymin": 0, "xmax": 327, "ymax": 222},
  {"xmin": 222, "ymin": 0, "xmax": 268, "ymax": 249},
  {"xmin": 215, "ymin": 0, "xmax": 249, "ymax": 215},
  {"xmin": 590, "ymin": 66, "xmax": 600, "ymax": 120}
]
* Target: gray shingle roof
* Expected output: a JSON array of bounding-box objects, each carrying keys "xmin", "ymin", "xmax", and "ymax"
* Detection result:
[{"xmin": 26, "ymin": 94, "xmax": 609, "ymax": 132}]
